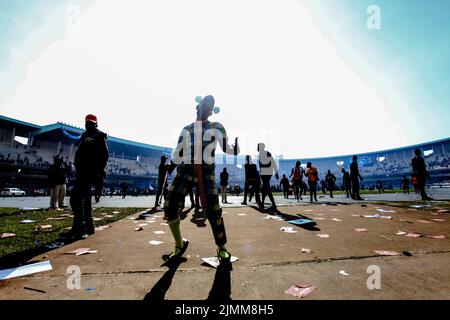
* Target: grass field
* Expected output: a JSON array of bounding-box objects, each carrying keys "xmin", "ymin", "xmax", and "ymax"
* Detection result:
[{"xmin": 0, "ymin": 207, "xmax": 142, "ymax": 260}]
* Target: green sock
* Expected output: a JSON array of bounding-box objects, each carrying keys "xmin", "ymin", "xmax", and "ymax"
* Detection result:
[
  {"xmin": 218, "ymin": 246, "xmax": 230, "ymax": 259},
  {"xmin": 168, "ymin": 219, "xmax": 183, "ymax": 256}
]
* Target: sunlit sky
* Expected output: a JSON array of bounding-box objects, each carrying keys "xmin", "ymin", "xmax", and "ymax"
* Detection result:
[{"xmin": 0, "ymin": 0, "xmax": 449, "ymax": 158}]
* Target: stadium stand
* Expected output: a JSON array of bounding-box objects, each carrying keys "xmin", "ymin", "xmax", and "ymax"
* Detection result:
[{"xmin": 1, "ymin": 115, "xmax": 449, "ymax": 195}]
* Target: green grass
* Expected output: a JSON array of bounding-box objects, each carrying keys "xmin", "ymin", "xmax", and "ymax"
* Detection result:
[{"xmin": 0, "ymin": 207, "xmax": 143, "ymax": 259}]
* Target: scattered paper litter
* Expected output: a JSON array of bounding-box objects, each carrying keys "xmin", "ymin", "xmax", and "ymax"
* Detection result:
[
  {"xmin": 315, "ymin": 217, "xmax": 325, "ymax": 220},
  {"xmin": 262, "ymin": 215, "xmax": 283, "ymax": 220},
  {"xmin": 431, "ymin": 219, "xmax": 445, "ymax": 222},
  {"xmin": 426, "ymin": 235, "xmax": 446, "ymax": 239},
  {"xmin": 134, "ymin": 227, "xmax": 144, "ymax": 231},
  {"xmin": 66, "ymin": 248, "xmax": 98, "ymax": 256},
  {"xmin": 376, "ymin": 208, "xmax": 396, "ymax": 213},
  {"xmin": 316, "ymin": 234, "xmax": 330, "ymax": 239},
  {"xmin": 201, "ymin": 256, "xmax": 239, "ymax": 268},
  {"xmin": 417, "ymin": 220, "xmax": 432, "ymax": 224},
  {"xmin": 138, "ymin": 223, "xmax": 148, "ymax": 227},
  {"xmin": 104, "ymin": 215, "xmax": 114, "ymax": 218},
  {"xmin": 363, "ymin": 214, "xmax": 392, "ymax": 219},
  {"xmin": 280, "ymin": 227, "xmax": 298, "ymax": 233},
  {"xmin": 301, "ymin": 248, "xmax": 313, "ymax": 254},
  {"xmin": 161, "ymin": 223, "xmax": 169, "ymax": 226},
  {"xmin": 339, "ymin": 270, "xmax": 350, "ymax": 276},
  {"xmin": 93, "ymin": 217, "xmax": 103, "ymax": 221},
  {"xmin": 353, "ymin": 228, "xmax": 367, "ymax": 232},
  {"xmin": 112, "ymin": 211, "xmax": 120, "ymax": 214},
  {"xmin": 332, "ymin": 218, "xmax": 342, "ymax": 222},
  {"xmin": 405, "ymin": 232, "xmax": 422, "ymax": 238},
  {"xmin": 351, "ymin": 214, "xmax": 361, "ymax": 217},
  {"xmin": 0, "ymin": 261, "xmax": 53, "ymax": 280},
  {"xmin": 284, "ymin": 284, "xmax": 316, "ymax": 298},
  {"xmin": 238, "ymin": 213, "xmax": 247, "ymax": 216},
  {"xmin": 288, "ymin": 219, "xmax": 316, "ymax": 227},
  {"xmin": 46, "ymin": 217, "xmax": 65, "ymax": 221},
  {"xmin": 35, "ymin": 225, "xmax": 53, "ymax": 231},
  {"xmin": 374, "ymin": 250, "xmax": 401, "ymax": 256},
  {"xmin": 149, "ymin": 240, "xmax": 164, "ymax": 245},
  {"xmin": 395, "ymin": 231, "xmax": 407, "ymax": 236},
  {"xmin": 95, "ymin": 225, "xmax": 111, "ymax": 231},
  {"xmin": 1, "ymin": 233, "xmax": 16, "ymax": 239},
  {"xmin": 154, "ymin": 230, "xmax": 165, "ymax": 235},
  {"xmin": 20, "ymin": 220, "xmax": 36, "ymax": 224}
]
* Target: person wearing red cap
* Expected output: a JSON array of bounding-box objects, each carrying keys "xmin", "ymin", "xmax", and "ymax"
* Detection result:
[{"xmin": 62, "ymin": 114, "xmax": 109, "ymax": 239}]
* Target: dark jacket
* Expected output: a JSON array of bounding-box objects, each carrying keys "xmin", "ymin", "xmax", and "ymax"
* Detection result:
[
  {"xmin": 350, "ymin": 161, "xmax": 361, "ymax": 181},
  {"xmin": 74, "ymin": 129, "xmax": 109, "ymax": 179},
  {"xmin": 220, "ymin": 171, "xmax": 229, "ymax": 186},
  {"xmin": 412, "ymin": 156, "xmax": 427, "ymax": 183},
  {"xmin": 48, "ymin": 163, "xmax": 67, "ymax": 186},
  {"xmin": 343, "ymin": 171, "xmax": 351, "ymax": 186},
  {"xmin": 244, "ymin": 163, "xmax": 259, "ymax": 183}
]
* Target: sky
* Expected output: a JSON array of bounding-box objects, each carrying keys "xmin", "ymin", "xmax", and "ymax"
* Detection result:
[{"xmin": 0, "ymin": 0, "xmax": 449, "ymax": 159}]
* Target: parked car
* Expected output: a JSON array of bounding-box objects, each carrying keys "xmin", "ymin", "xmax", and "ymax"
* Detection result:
[{"xmin": 0, "ymin": 188, "xmax": 26, "ymax": 197}]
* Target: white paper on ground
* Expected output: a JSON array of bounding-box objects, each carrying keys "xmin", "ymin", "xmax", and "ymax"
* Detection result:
[
  {"xmin": 0, "ymin": 261, "xmax": 53, "ymax": 280},
  {"xmin": 353, "ymin": 228, "xmax": 367, "ymax": 232},
  {"xmin": 201, "ymin": 256, "xmax": 239, "ymax": 268},
  {"xmin": 317, "ymin": 234, "xmax": 330, "ymax": 239},
  {"xmin": 339, "ymin": 270, "xmax": 350, "ymax": 276},
  {"xmin": 20, "ymin": 220, "xmax": 36, "ymax": 224},
  {"xmin": 280, "ymin": 227, "xmax": 298, "ymax": 233},
  {"xmin": 332, "ymin": 218, "xmax": 342, "ymax": 222},
  {"xmin": 66, "ymin": 248, "xmax": 97, "ymax": 256},
  {"xmin": 376, "ymin": 208, "xmax": 396, "ymax": 213},
  {"xmin": 138, "ymin": 224, "xmax": 148, "ymax": 227},
  {"xmin": 301, "ymin": 248, "xmax": 313, "ymax": 254},
  {"xmin": 112, "ymin": 211, "xmax": 120, "ymax": 214},
  {"xmin": 149, "ymin": 240, "xmax": 164, "ymax": 245},
  {"xmin": 395, "ymin": 231, "xmax": 407, "ymax": 236},
  {"xmin": 238, "ymin": 214, "xmax": 247, "ymax": 216},
  {"xmin": 284, "ymin": 284, "xmax": 316, "ymax": 298},
  {"xmin": 154, "ymin": 231, "xmax": 165, "ymax": 235},
  {"xmin": 374, "ymin": 250, "xmax": 401, "ymax": 256},
  {"xmin": 1, "ymin": 233, "xmax": 16, "ymax": 239}
]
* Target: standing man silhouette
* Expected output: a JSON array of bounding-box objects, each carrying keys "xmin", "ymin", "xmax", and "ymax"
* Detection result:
[
  {"xmin": 258, "ymin": 143, "xmax": 279, "ymax": 210},
  {"xmin": 350, "ymin": 155, "xmax": 364, "ymax": 200}
]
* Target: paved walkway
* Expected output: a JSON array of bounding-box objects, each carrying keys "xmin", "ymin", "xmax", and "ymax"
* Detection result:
[{"xmin": 0, "ymin": 201, "xmax": 449, "ymax": 299}]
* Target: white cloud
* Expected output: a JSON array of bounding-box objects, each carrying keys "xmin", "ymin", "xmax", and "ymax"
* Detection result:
[{"xmin": 0, "ymin": 0, "xmax": 409, "ymax": 158}]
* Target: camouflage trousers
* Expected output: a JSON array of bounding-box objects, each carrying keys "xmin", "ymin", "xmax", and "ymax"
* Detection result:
[{"xmin": 164, "ymin": 164, "xmax": 227, "ymax": 246}]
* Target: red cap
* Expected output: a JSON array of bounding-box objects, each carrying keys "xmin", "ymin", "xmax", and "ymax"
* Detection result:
[{"xmin": 85, "ymin": 114, "xmax": 98, "ymax": 124}]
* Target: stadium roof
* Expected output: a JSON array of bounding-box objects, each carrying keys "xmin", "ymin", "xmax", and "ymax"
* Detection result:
[
  {"xmin": 281, "ymin": 137, "xmax": 450, "ymax": 162},
  {"xmin": 0, "ymin": 115, "xmax": 172, "ymax": 157}
]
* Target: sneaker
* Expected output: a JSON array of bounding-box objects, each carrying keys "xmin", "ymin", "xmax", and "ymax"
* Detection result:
[
  {"xmin": 163, "ymin": 240, "xmax": 189, "ymax": 263},
  {"xmin": 217, "ymin": 247, "xmax": 231, "ymax": 262}
]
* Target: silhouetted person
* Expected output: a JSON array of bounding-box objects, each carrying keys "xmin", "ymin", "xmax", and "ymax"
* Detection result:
[
  {"xmin": 110, "ymin": 185, "xmax": 115, "ymax": 197},
  {"xmin": 220, "ymin": 168, "xmax": 229, "ymax": 203},
  {"xmin": 280, "ymin": 174, "xmax": 290, "ymax": 199},
  {"xmin": 305, "ymin": 161, "xmax": 319, "ymax": 202},
  {"xmin": 258, "ymin": 143, "xmax": 279, "ymax": 210},
  {"xmin": 48, "ymin": 155, "xmax": 67, "ymax": 209},
  {"xmin": 412, "ymin": 149, "xmax": 433, "ymax": 200},
  {"xmin": 64, "ymin": 114, "xmax": 109, "ymax": 239},
  {"xmin": 401, "ymin": 175, "xmax": 410, "ymax": 194},
  {"xmin": 320, "ymin": 180, "xmax": 327, "ymax": 195},
  {"xmin": 121, "ymin": 182, "xmax": 128, "ymax": 199},
  {"xmin": 376, "ymin": 179, "xmax": 384, "ymax": 193},
  {"xmin": 163, "ymin": 95, "xmax": 239, "ymax": 263},
  {"xmin": 155, "ymin": 156, "xmax": 170, "ymax": 207},
  {"xmin": 350, "ymin": 155, "xmax": 364, "ymax": 200},
  {"xmin": 242, "ymin": 156, "xmax": 262, "ymax": 206},
  {"xmin": 341, "ymin": 168, "xmax": 351, "ymax": 198},
  {"xmin": 290, "ymin": 161, "xmax": 305, "ymax": 201},
  {"xmin": 325, "ymin": 170, "xmax": 336, "ymax": 198}
]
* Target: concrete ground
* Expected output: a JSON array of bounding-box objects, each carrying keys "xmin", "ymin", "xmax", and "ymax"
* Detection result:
[{"xmin": 0, "ymin": 199, "xmax": 449, "ymax": 300}]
